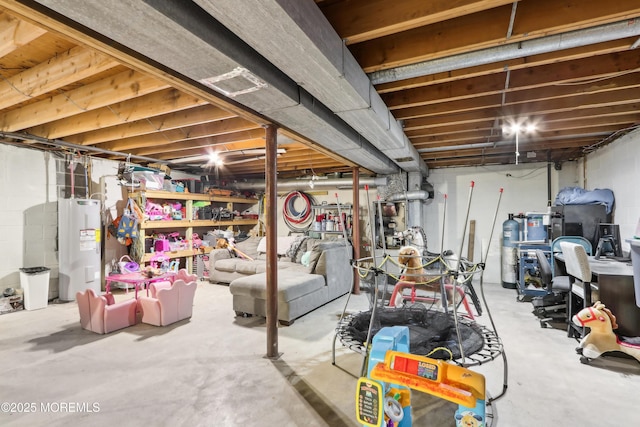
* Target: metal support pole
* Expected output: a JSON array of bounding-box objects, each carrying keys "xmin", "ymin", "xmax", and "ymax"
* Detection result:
[
  {"xmin": 352, "ymin": 167, "xmax": 360, "ymax": 294},
  {"xmin": 265, "ymin": 124, "xmax": 279, "ymax": 358},
  {"xmin": 439, "ymin": 194, "xmax": 449, "ymax": 312}
]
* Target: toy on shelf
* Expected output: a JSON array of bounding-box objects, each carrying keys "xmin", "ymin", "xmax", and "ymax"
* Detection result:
[
  {"xmin": 572, "ymin": 301, "xmax": 640, "ymax": 364},
  {"xmin": 145, "ymin": 200, "xmax": 169, "ymax": 221}
]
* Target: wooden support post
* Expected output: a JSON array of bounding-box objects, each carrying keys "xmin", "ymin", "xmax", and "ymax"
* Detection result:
[
  {"xmin": 265, "ymin": 124, "xmax": 279, "ymax": 358},
  {"xmin": 467, "ymin": 220, "xmax": 476, "ymax": 262}
]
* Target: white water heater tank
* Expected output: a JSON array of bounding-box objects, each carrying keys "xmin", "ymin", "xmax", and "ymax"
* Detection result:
[{"xmin": 58, "ymin": 199, "xmax": 101, "ymax": 301}]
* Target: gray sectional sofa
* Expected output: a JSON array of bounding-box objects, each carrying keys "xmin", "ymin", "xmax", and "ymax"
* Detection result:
[{"xmin": 208, "ymin": 235, "xmax": 353, "ymax": 325}]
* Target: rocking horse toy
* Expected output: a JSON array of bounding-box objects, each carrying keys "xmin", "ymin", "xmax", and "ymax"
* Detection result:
[{"xmin": 572, "ymin": 301, "xmax": 640, "ymax": 364}]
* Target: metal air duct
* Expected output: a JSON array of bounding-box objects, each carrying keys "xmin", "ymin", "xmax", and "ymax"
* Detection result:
[
  {"xmin": 231, "ymin": 176, "xmax": 387, "ymax": 191},
  {"xmin": 385, "ymin": 190, "xmax": 432, "ymax": 202},
  {"xmin": 370, "ymin": 18, "xmax": 640, "ymax": 84}
]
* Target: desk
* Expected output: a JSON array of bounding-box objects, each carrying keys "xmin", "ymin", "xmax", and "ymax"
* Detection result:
[
  {"xmin": 105, "ymin": 272, "xmax": 175, "ymax": 299},
  {"xmin": 588, "ymin": 257, "xmax": 640, "ymax": 337},
  {"xmin": 557, "ymin": 254, "xmax": 640, "ymax": 337}
]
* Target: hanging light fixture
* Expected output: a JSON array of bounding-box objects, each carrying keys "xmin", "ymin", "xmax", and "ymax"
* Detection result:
[{"xmin": 502, "ymin": 119, "xmax": 537, "ymax": 165}]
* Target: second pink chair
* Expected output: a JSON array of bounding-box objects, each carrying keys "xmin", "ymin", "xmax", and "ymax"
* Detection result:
[{"xmin": 137, "ymin": 279, "xmax": 197, "ymax": 326}]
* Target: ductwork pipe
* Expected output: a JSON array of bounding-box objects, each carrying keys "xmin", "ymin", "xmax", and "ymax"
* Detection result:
[
  {"xmin": 232, "ymin": 176, "xmax": 387, "ymax": 191},
  {"xmin": 385, "ymin": 190, "xmax": 432, "ymax": 202},
  {"xmin": 370, "ymin": 18, "xmax": 640, "ymax": 84}
]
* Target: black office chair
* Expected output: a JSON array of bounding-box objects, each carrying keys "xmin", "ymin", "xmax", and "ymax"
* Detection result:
[{"xmin": 531, "ymin": 249, "xmax": 571, "ymax": 327}]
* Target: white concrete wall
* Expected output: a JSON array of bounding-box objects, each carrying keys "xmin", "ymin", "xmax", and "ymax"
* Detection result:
[
  {"xmin": 0, "ymin": 145, "xmax": 58, "ymax": 295},
  {"xmin": 423, "ymin": 162, "xmax": 579, "ymax": 284},
  {"xmin": 582, "ymin": 127, "xmax": 640, "ymax": 252}
]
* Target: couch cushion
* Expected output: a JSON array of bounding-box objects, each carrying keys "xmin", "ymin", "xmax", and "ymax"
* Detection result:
[
  {"xmin": 235, "ymin": 236, "xmax": 262, "ymax": 260},
  {"xmin": 235, "ymin": 261, "xmax": 260, "ymax": 275},
  {"xmin": 229, "ymin": 270, "xmax": 325, "ymax": 302},
  {"xmin": 254, "ymin": 261, "xmax": 295, "ymax": 274},
  {"xmin": 256, "ymin": 236, "xmax": 299, "ymax": 256},
  {"xmin": 312, "ymin": 241, "xmax": 350, "ymax": 275},
  {"xmin": 215, "ymin": 258, "xmax": 242, "ymax": 273}
]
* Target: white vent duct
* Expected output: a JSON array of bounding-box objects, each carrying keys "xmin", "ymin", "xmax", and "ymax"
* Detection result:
[
  {"xmin": 385, "ymin": 191, "xmax": 433, "ymax": 202},
  {"xmin": 231, "ymin": 176, "xmax": 387, "ymax": 191},
  {"xmin": 370, "ymin": 18, "xmax": 640, "ymax": 85}
]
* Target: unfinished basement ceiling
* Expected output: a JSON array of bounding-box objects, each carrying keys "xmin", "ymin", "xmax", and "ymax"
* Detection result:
[{"xmin": 0, "ymin": 0, "xmax": 639, "ymax": 178}]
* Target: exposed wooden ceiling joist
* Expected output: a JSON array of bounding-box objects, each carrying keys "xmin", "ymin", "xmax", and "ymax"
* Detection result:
[{"xmin": 0, "ymin": 0, "xmax": 637, "ymax": 175}]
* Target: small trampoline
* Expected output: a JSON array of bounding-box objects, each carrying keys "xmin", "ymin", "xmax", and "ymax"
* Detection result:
[{"xmin": 336, "ymin": 304, "xmax": 502, "ymax": 367}]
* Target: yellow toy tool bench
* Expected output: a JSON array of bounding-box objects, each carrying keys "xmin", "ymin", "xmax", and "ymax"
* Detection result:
[{"xmin": 357, "ymin": 326, "xmax": 486, "ymax": 427}]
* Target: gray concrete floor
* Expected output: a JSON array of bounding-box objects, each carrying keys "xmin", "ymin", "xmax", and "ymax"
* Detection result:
[{"xmin": 1, "ymin": 280, "xmax": 639, "ymax": 427}]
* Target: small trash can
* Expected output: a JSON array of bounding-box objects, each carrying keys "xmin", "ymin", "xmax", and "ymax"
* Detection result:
[{"xmin": 19, "ymin": 267, "xmax": 51, "ymax": 310}]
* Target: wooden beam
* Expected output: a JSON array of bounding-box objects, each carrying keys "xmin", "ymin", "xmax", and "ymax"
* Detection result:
[
  {"xmin": 403, "ymin": 90, "xmax": 640, "ymax": 131},
  {"xmin": 386, "ymin": 51, "xmax": 640, "ymax": 111},
  {"xmin": 30, "ymin": 88, "xmax": 208, "ymax": 140},
  {"xmin": 414, "ymin": 72, "xmax": 640, "ymax": 119},
  {"xmin": 352, "ymin": 0, "xmax": 640, "ymax": 72},
  {"xmin": 407, "ymin": 103, "xmax": 640, "ymax": 139},
  {"xmin": 422, "ymin": 146, "xmax": 586, "ymax": 167},
  {"xmin": 418, "ymin": 138, "xmax": 617, "ymax": 157},
  {"xmin": 0, "ymin": 45, "xmax": 118, "ymax": 110},
  {"xmin": 320, "ymin": 0, "xmax": 513, "ymax": 44},
  {"xmin": 64, "ymin": 104, "xmax": 234, "ymax": 145},
  {"xmin": 467, "ymin": 220, "xmax": 475, "ymax": 262},
  {"xmin": 97, "ymin": 118, "xmax": 261, "ymax": 152},
  {"xmin": 155, "ymin": 138, "xmax": 267, "ymax": 160},
  {"xmin": 0, "ymin": 1, "xmax": 270, "ymax": 126},
  {"xmin": 128, "ymin": 128, "xmax": 266, "ymax": 156},
  {"xmin": 0, "ymin": 10, "xmax": 46, "ymax": 57},
  {"xmin": 375, "ymin": 37, "xmax": 635, "ymax": 94},
  {"xmin": 0, "ymin": 69, "xmax": 168, "ymax": 131}
]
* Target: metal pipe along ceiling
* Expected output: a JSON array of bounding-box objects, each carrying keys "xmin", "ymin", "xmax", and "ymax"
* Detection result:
[
  {"xmin": 231, "ymin": 176, "xmax": 387, "ymax": 190},
  {"xmin": 0, "ymin": 131, "xmax": 170, "ymax": 165},
  {"xmin": 370, "ymin": 18, "xmax": 640, "ymax": 85}
]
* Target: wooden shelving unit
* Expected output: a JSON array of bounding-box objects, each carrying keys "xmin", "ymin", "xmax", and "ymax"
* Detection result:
[{"xmin": 130, "ymin": 190, "xmax": 259, "ymax": 270}]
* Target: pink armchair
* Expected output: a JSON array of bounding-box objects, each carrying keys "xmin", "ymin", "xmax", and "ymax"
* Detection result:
[
  {"xmin": 146, "ymin": 269, "xmax": 197, "ymax": 298},
  {"xmin": 171, "ymin": 268, "xmax": 198, "ymax": 284},
  {"xmin": 76, "ymin": 289, "xmax": 137, "ymax": 334},
  {"xmin": 137, "ymin": 279, "xmax": 197, "ymax": 326}
]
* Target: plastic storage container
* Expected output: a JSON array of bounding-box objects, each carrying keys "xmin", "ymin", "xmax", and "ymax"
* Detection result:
[
  {"xmin": 526, "ymin": 214, "xmax": 547, "ymax": 241},
  {"xmin": 19, "ymin": 267, "xmax": 51, "ymax": 310}
]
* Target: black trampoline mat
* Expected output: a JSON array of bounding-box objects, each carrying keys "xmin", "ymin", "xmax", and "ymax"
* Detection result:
[{"xmin": 346, "ymin": 305, "xmax": 485, "ymax": 360}]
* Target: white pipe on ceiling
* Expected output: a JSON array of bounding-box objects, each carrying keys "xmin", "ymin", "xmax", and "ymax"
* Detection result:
[
  {"xmin": 231, "ymin": 176, "xmax": 387, "ymax": 190},
  {"xmin": 370, "ymin": 18, "xmax": 640, "ymax": 85}
]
